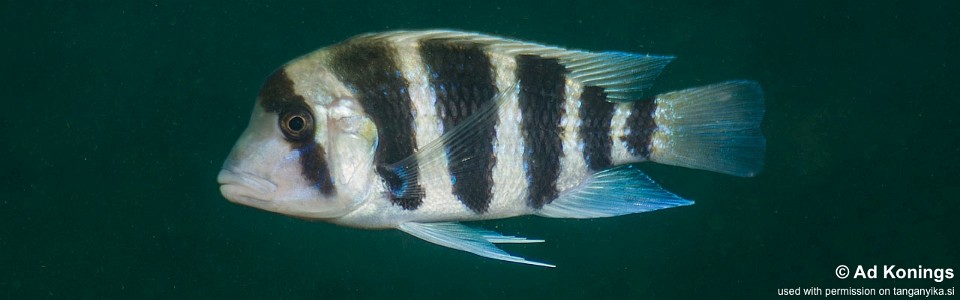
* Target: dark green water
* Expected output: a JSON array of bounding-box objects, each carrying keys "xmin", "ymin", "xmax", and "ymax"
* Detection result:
[{"xmin": 2, "ymin": 1, "xmax": 957, "ymax": 298}]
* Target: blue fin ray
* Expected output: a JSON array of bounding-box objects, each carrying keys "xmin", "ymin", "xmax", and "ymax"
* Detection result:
[
  {"xmin": 398, "ymin": 222, "xmax": 554, "ymax": 267},
  {"xmin": 363, "ymin": 30, "xmax": 672, "ymax": 102},
  {"xmin": 537, "ymin": 164, "xmax": 694, "ymax": 218},
  {"xmin": 561, "ymin": 52, "xmax": 674, "ymax": 102}
]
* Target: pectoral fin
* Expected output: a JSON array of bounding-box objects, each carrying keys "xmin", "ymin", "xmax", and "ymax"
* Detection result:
[
  {"xmin": 398, "ymin": 222, "xmax": 555, "ymax": 268},
  {"xmin": 383, "ymin": 84, "xmax": 520, "ymax": 199}
]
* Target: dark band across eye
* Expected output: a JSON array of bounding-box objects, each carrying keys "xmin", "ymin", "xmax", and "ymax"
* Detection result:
[{"xmin": 279, "ymin": 106, "xmax": 314, "ymax": 141}]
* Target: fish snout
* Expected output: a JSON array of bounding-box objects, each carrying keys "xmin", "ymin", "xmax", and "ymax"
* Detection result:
[{"xmin": 217, "ymin": 169, "xmax": 278, "ymax": 204}]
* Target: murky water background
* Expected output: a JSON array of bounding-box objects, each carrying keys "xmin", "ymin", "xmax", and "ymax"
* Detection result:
[{"xmin": 2, "ymin": 1, "xmax": 957, "ymax": 298}]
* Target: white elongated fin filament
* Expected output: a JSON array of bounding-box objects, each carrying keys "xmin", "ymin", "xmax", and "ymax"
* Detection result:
[{"xmin": 398, "ymin": 222, "xmax": 555, "ymax": 268}]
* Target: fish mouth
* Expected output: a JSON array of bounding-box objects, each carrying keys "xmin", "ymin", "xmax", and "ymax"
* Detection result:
[{"xmin": 217, "ymin": 168, "xmax": 278, "ymax": 204}]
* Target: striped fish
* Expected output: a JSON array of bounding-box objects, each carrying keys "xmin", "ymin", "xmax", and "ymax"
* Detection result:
[{"xmin": 218, "ymin": 30, "xmax": 765, "ymax": 267}]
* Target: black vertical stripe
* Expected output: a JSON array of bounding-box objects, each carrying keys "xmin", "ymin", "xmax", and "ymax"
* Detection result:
[
  {"xmin": 328, "ymin": 39, "xmax": 422, "ymax": 210},
  {"xmin": 516, "ymin": 55, "xmax": 567, "ymax": 209},
  {"xmin": 259, "ymin": 69, "xmax": 336, "ymax": 196},
  {"xmin": 420, "ymin": 39, "xmax": 498, "ymax": 213},
  {"xmin": 299, "ymin": 143, "xmax": 336, "ymax": 196},
  {"xmin": 578, "ymin": 86, "xmax": 615, "ymax": 171},
  {"xmin": 622, "ymin": 97, "xmax": 658, "ymax": 159}
]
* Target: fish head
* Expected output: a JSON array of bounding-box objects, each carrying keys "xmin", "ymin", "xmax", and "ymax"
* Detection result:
[{"xmin": 218, "ymin": 63, "xmax": 378, "ymax": 220}]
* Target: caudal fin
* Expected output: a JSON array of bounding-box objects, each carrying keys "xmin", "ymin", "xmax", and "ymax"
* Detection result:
[{"xmin": 648, "ymin": 81, "xmax": 765, "ymax": 177}]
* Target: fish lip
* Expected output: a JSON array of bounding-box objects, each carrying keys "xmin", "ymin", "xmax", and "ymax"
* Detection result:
[{"xmin": 217, "ymin": 168, "xmax": 278, "ymax": 203}]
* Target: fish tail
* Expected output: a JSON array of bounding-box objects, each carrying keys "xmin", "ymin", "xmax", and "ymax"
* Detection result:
[{"xmin": 646, "ymin": 81, "xmax": 766, "ymax": 177}]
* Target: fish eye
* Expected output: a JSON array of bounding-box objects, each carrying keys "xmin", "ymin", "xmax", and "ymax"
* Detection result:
[{"xmin": 279, "ymin": 106, "xmax": 314, "ymax": 141}]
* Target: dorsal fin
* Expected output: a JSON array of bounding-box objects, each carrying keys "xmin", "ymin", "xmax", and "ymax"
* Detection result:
[{"xmin": 357, "ymin": 30, "xmax": 674, "ymax": 102}]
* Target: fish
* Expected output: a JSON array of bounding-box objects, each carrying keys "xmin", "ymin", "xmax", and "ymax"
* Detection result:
[{"xmin": 217, "ymin": 30, "xmax": 765, "ymax": 267}]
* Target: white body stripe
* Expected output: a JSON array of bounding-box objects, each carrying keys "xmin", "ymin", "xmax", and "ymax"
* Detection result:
[
  {"xmin": 485, "ymin": 51, "xmax": 532, "ymax": 218},
  {"xmin": 609, "ymin": 103, "xmax": 633, "ymax": 164},
  {"xmin": 556, "ymin": 79, "xmax": 588, "ymax": 192}
]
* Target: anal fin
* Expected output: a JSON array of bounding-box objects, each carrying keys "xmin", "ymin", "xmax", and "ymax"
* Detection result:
[
  {"xmin": 398, "ymin": 222, "xmax": 554, "ymax": 267},
  {"xmin": 537, "ymin": 164, "xmax": 694, "ymax": 218}
]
